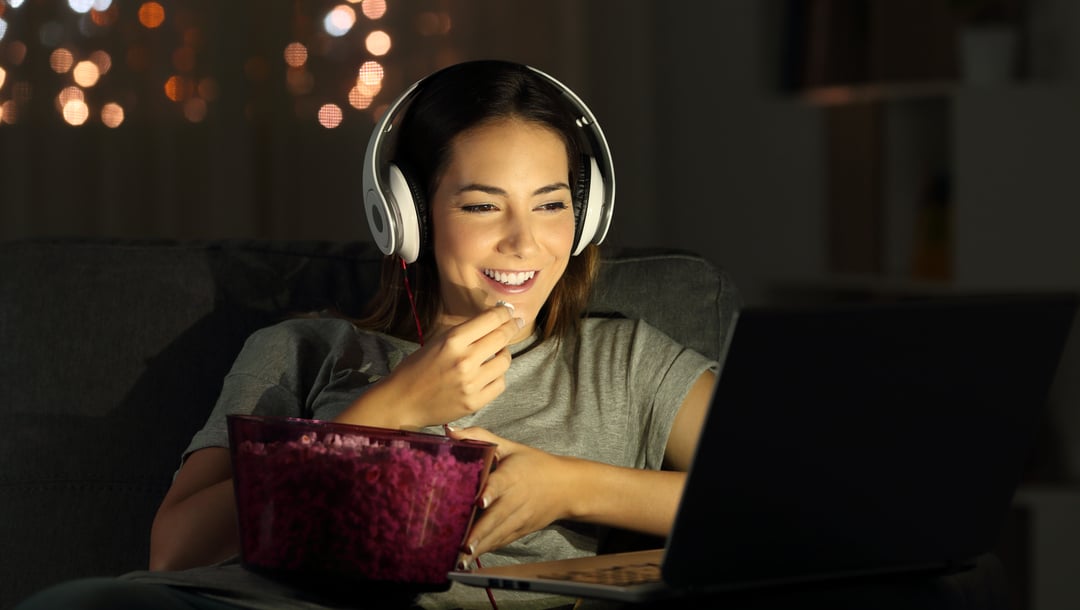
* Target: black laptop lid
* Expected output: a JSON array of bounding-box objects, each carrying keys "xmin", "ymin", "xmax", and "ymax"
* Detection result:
[{"xmin": 664, "ymin": 293, "xmax": 1077, "ymax": 589}]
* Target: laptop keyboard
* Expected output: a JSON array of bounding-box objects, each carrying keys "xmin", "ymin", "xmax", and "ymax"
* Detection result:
[{"xmin": 538, "ymin": 562, "xmax": 662, "ymax": 586}]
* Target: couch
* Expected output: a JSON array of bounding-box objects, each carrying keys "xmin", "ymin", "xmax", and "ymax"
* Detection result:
[{"xmin": 0, "ymin": 238, "xmax": 741, "ymax": 609}]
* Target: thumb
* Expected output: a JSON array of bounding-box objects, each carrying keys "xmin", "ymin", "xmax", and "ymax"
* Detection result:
[{"xmin": 445, "ymin": 425, "xmax": 512, "ymax": 459}]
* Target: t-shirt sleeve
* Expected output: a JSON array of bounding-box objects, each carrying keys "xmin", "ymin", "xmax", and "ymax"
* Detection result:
[
  {"xmin": 182, "ymin": 321, "xmax": 312, "ymax": 460},
  {"xmin": 626, "ymin": 320, "xmax": 718, "ymax": 470},
  {"xmin": 181, "ymin": 317, "xmax": 383, "ymax": 460}
]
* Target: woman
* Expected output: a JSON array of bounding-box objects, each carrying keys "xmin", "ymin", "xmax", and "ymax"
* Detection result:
[{"xmin": 17, "ymin": 60, "xmax": 718, "ymax": 610}]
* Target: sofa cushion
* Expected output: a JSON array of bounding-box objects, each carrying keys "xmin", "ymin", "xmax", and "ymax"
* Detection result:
[
  {"xmin": 590, "ymin": 249, "xmax": 739, "ymax": 362},
  {"xmin": 0, "ymin": 239, "xmax": 737, "ymax": 608}
]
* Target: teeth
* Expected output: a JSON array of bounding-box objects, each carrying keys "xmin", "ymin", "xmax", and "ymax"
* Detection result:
[{"xmin": 484, "ymin": 269, "xmax": 535, "ymax": 286}]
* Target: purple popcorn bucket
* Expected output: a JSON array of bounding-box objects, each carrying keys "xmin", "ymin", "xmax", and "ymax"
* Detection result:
[{"xmin": 227, "ymin": 414, "xmax": 496, "ymax": 594}]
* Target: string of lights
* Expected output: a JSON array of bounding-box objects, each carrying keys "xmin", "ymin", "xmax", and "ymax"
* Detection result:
[{"xmin": 0, "ymin": 0, "xmax": 453, "ymax": 128}]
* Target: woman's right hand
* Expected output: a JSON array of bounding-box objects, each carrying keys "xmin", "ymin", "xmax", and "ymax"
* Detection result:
[{"xmin": 336, "ymin": 304, "xmax": 524, "ymax": 429}]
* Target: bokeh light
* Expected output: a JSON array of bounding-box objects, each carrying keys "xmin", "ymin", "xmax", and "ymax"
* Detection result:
[
  {"xmin": 50, "ymin": 48, "xmax": 75, "ymax": 73},
  {"xmin": 323, "ymin": 5, "xmax": 355, "ymax": 37},
  {"xmin": 101, "ymin": 101, "xmax": 124, "ymax": 127},
  {"xmin": 355, "ymin": 77, "xmax": 381, "ymax": 97},
  {"xmin": 283, "ymin": 42, "xmax": 307, "ymax": 68},
  {"xmin": 68, "ymin": 0, "xmax": 95, "ymax": 15},
  {"xmin": 357, "ymin": 60, "xmax": 383, "ymax": 87},
  {"xmin": 72, "ymin": 60, "xmax": 101, "ymax": 87},
  {"xmin": 361, "ymin": 0, "xmax": 386, "ymax": 20},
  {"xmin": 6, "ymin": 41, "xmax": 26, "ymax": 66},
  {"xmin": 183, "ymin": 97, "xmax": 206, "ymax": 122},
  {"xmin": 57, "ymin": 85, "xmax": 84, "ymax": 108},
  {"xmin": 164, "ymin": 75, "xmax": 195, "ymax": 102},
  {"xmin": 317, "ymin": 103, "xmax": 343, "ymax": 128},
  {"xmin": 1, "ymin": 100, "xmax": 16, "ymax": 124},
  {"xmin": 348, "ymin": 85, "xmax": 373, "ymax": 110},
  {"xmin": 138, "ymin": 2, "xmax": 165, "ymax": 29},
  {"xmin": 0, "ymin": 2, "xmax": 446, "ymax": 126},
  {"xmin": 89, "ymin": 50, "xmax": 112, "ymax": 75},
  {"xmin": 365, "ymin": 30, "xmax": 391, "ymax": 56},
  {"xmin": 90, "ymin": 5, "xmax": 119, "ymax": 27},
  {"xmin": 62, "ymin": 99, "xmax": 89, "ymax": 125}
]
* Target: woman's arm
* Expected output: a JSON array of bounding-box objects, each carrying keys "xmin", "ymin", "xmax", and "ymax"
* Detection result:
[
  {"xmin": 149, "ymin": 447, "xmax": 238, "ymax": 571},
  {"xmin": 561, "ymin": 369, "xmax": 716, "ymax": 533},
  {"xmin": 661, "ymin": 369, "xmax": 716, "ymax": 471},
  {"xmin": 450, "ymin": 369, "xmax": 716, "ymax": 560}
]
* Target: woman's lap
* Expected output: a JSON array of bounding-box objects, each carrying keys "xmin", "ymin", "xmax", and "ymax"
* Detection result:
[{"xmin": 14, "ymin": 577, "xmax": 243, "ymax": 610}]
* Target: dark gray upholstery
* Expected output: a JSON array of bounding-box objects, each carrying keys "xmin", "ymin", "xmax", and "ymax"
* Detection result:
[{"xmin": 0, "ymin": 239, "xmax": 739, "ymax": 609}]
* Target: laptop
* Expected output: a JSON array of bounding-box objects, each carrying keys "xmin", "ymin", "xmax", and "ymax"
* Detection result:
[{"xmin": 448, "ymin": 292, "xmax": 1078, "ymax": 602}]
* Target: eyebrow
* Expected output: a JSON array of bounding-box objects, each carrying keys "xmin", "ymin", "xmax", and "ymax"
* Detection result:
[{"xmin": 454, "ymin": 182, "xmax": 571, "ymax": 197}]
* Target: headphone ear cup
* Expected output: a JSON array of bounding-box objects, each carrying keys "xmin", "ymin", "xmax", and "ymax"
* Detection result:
[
  {"xmin": 571, "ymin": 154, "xmax": 592, "ymax": 255},
  {"xmin": 364, "ymin": 183, "xmax": 397, "ymax": 257},
  {"xmin": 572, "ymin": 156, "xmax": 606, "ymax": 256},
  {"xmin": 386, "ymin": 163, "xmax": 424, "ymax": 263}
]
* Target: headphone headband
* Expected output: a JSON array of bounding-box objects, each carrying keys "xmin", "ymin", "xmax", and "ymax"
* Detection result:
[{"xmin": 361, "ymin": 62, "xmax": 616, "ymax": 263}]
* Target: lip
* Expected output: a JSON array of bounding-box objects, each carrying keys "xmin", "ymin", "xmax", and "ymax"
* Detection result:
[{"xmin": 480, "ymin": 269, "xmax": 538, "ymax": 295}]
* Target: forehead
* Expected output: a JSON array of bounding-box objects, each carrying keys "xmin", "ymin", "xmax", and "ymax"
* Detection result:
[{"xmin": 447, "ymin": 118, "xmax": 570, "ymax": 169}]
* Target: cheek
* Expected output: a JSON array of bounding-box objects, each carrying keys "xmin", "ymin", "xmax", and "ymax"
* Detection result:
[
  {"xmin": 553, "ymin": 218, "xmax": 577, "ymax": 254},
  {"xmin": 432, "ymin": 217, "xmax": 476, "ymax": 262}
]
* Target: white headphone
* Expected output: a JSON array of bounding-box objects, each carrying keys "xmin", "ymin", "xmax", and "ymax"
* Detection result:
[{"xmin": 361, "ymin": 62, "xmax": 616, "ymax": 263}]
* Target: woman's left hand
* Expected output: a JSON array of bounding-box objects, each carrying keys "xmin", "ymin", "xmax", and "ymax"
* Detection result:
[{"xmin": 446, "ymin": 426, "xmax": 578, "ymax": 563}]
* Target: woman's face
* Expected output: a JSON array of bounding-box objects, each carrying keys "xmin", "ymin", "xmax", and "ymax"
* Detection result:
[{"xmin": 430, "ymin": 117, "xmax": 575, "ymax": 342}]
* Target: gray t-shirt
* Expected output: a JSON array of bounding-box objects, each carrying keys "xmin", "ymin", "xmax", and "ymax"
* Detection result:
[{"xmin": 125, "ymin": 315, "xmax": 717, "ymax": 609}]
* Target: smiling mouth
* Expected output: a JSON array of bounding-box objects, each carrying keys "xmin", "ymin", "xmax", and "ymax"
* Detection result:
[{"xmin": 483, "ymin": 269, "xmax": 536, "ymax": 286}]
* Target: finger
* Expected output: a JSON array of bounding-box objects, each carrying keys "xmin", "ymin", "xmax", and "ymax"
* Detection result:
[
  {"xmin": 446, "ymin": 426, "xmax": 521, "ymax": 474},
  {"xmin": 461, "ymin": 480, "xmax": 501, "ymax": 553},
  {"xmin": 467, "ymin": 318, "xmax": 524, "ymax": 370},
  {"xmin": 466, "ymin": 491, "xmax": 532, "ymax": 557},
  {"xmin": 446, "ymin": 425, "xmax": 507, "ymax": 452},
  {"xmin": 476, "ymin": 347, "xmax": 511, "ymax": 385},
  {"xmin": 445, "ymin": 304, "xmax": 518, "ymax": 348}
]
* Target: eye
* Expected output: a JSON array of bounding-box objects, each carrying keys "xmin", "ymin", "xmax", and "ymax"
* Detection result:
[
  {"xmin": 461, "ymin": 203, "xmax": 497, "ymax": 213},
  {"xmin": 536, "ymin": 201, "xmax": 569, "ymax": 212}
]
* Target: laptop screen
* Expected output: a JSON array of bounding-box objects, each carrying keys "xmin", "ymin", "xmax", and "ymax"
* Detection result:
[{"xmin": 664, "ymin": 293, "xmax": 1077, "ymax": 588}]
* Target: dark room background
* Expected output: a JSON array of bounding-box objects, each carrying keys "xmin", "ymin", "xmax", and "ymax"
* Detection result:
[{"xmin": 2, "ymin": 1, "xmax": 1080, "ymax": 606}]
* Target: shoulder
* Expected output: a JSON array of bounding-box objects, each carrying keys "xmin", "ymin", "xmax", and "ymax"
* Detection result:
[
  {"xmin": 229, "ymin": 316, "xmax": 416, "ymax": 387},
  {"xmin": 242, "ymin": 316, "xmax": 413, "ymax": 359},
  {"xmin": 575, "ymin": 316, "xmax": 717, "ymax": 378},
  {"xmin": 578, "ymin": 316, "xmax": 680, "ymax": 347},
  {"xmin": 243, "ymin": 315, "xmax": 357, "ymax": 348}
]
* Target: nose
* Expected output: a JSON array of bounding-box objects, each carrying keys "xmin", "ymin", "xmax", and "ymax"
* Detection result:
[{"xmin": 497, "ymin": 210, "xmax": 540, "ymax": 257}]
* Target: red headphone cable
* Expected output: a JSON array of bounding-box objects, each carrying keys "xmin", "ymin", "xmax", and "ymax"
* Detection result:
[{"xmin": 400, "ymin": 256, "xmax": 424, "ymax": 346}]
